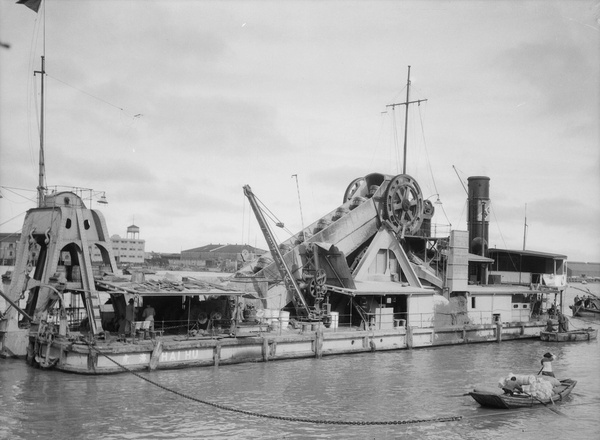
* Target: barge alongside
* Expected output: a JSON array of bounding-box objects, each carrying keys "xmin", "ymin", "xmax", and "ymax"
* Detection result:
[{"xmin": 0, "ymin": 172, "xmax": 570, "ymax": 374}]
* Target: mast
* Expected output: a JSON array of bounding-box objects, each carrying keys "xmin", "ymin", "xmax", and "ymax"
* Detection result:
[
  {"xmin": 386, "ymin": 66, "xmax": 427, "ymax": 174},
  {"xmin": 34, "ymin": 56, "xmax": 46, "ymax": 207},
  {"xmin": 522, "ymin": 204, "xmax": 528, "ymax": 251},
  {"xmin": 402, "ymin": 66, "xmax": 411, "ymax": 174}
]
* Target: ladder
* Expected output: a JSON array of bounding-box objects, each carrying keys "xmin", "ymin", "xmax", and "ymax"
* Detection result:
[{"xmin": 75, "ymin": 208, "xmax": 104, "ymax": 335}]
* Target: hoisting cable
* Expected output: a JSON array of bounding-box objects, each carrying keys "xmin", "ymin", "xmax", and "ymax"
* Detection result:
[
  {"xmin": 253, "ymin": 193, "xmax": 295, "ymax": 237},
  {"xmin": 83, "ymin": 341, "xmax": 462, "ymax": 426}
]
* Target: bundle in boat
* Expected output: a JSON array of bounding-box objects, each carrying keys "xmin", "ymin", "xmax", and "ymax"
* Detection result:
[{"xmin": 497, "ymin": 373, "xmax": 558, "ymax": 399}]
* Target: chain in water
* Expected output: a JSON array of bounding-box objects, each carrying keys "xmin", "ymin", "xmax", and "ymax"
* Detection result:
[{"xmin": 85, "ymin": 342, "xmax": 462, "ymax": 426}]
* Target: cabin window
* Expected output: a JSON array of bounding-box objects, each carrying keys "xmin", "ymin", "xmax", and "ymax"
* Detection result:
[
  {"xmin": 513, "ymin": 304, "xmax": 519, "ymax": 309},
  {"xmin": 471, "ymin": 297, "xmax": 476, "ymax": 309},
  {"xmin": 84, "ymin": 219, "xmax": 90, "ymax": 230},
  {"xmin": 65, "ymin": 219, "xmax": 72, "ymax": 229}
]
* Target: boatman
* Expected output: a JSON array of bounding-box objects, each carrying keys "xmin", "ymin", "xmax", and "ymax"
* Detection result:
[
  {"xmin": 557, "ymin": 312, "xmax": 569, "ymax": 332},
  {"xmin": 502, "ymin": 377, "xmax": 523, "ymax": 395},
  {"xmin": 540, "ymin": 352, "xmax": 556, "ymax": 377}
]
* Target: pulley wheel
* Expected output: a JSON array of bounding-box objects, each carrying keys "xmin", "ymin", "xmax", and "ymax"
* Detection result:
[
  {"xmin": 383, "ymin": 174, "xmax": 424, "ymax": 236},
  {"xmin": 423, "ymin": 199, "xmax": 435, "ymax": 217},
  {"xmin": 307, "ymin": 279, "xmax": 325, "ymax": 298},
  {"xmin": 315, "ymin": 269, "xmax": 327, "ymax": 286}
]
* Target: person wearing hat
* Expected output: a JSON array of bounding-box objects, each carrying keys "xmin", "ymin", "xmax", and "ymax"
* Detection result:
[{"xmin": 540, "ymin": 352, "xmax": 556, "ymax": 377}]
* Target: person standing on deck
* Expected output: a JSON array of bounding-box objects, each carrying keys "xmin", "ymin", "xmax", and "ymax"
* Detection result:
[
  {"xmin": 557, "ymin": 312, "xmax": 569, "ymax": 332},
  {"xmin": 142, "ymin": 303, "xmax": 156, "ymax": 331},
  {"xmin": 125, "ymin": 298, "xmax": 135, "ymax": 340},
  {"xmin": 540, "ymin": 352, "xmax": 556, "ymax": 377}
]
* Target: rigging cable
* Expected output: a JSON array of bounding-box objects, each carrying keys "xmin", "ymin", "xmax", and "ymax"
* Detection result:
[
  {"xmin": 368, "ymin": 111, "xmax": 388, "ymax": 169},
  {"xmin": 416, "ymin": 103, "xmax": 452, "ymax": 229},
  {"xmin": 253, "ymin": 193, "xmax": 295, "ymax": 238},
  {"xmin": 391, "ymin": 106, "xmax": 400, "ymax": 173},
  {"xmin": 489, "ymin": 203, "xmax": 520, "ymax": 273}
]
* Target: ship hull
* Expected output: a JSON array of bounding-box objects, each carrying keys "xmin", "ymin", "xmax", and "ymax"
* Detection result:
[{"xmin": 28, "ymin": 321, "xmax": 549, "ymax": 374}]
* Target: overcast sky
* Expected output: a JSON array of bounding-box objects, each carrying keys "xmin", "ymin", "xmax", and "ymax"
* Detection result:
[{"xmin": 1, "ymin": 1, "xmax": 599, "ymax": 263}]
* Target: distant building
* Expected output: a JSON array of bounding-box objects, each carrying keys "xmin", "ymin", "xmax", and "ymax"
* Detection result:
[
  {"xmin": 180, "ymin": 244, "xmax": 266, "ymax": 272},
  {"xmin": 92, "ymin": 224, "xmax": 146, "ymax": 265},
  {"xmin": 0, "ymin": 233, "xmax": 22, "ymax": 266},
  {"xmin": 567, "ymin": 261, "xmax": 600, "ymax": 282},
  {"xmin": 145, "ymin": 251, "xmax": 179, "ymax": 268}
]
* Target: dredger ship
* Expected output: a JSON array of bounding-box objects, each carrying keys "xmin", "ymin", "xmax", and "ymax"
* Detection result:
[{"xmin": 0, "ymin": 172, "xmax": 568, "ymax": 374}]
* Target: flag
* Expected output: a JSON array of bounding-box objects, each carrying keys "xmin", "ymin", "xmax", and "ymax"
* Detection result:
[{"xmin": 17, "ymin": 0, "xmax": 42, "ymax": 13}]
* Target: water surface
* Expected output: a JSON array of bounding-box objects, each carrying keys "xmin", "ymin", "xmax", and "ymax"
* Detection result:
[{"xmin": 1, "ymin": 283, "xmax": 598, "ymax": 439}]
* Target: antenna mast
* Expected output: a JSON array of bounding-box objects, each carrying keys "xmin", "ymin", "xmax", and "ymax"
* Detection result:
[
  {"xmin": 386, "ymin": 66, "xmax": 427, "ymax": 174},
  {"xmin": 34, "ymin": 56, "xmax": 46, "ymax": 207},
  {"xmin": 522, "ymin": 204, "xmax": 528, "ymax": 251}
]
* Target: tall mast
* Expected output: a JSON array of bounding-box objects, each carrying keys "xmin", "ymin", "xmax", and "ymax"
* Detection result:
[
  {"xmin": 386, "ymin": 66, "xmax": 427, "ymax": 174},
  {"xmin": 402, "ymin": 66, "xmax": 411, "ymax": 174},
  {"xmin": 522, "ymin": 204, "xmax": 528, "ymax": 250},
  {"xmin": 34, "ymin": 57, "xmax": 46, "ymax": 207}
]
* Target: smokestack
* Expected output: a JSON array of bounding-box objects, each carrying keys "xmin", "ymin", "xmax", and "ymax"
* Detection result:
[{"xmin": 467, "ymin": 176, "xmax": 490, "ymax": 257}]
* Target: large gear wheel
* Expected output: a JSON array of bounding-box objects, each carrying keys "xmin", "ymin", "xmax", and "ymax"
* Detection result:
[
  {"xmin": 383, "ymin": 174, "xmax": 425, "ymax": 236},
  {"xmin": 343, "ymin": 177, "xmax": 367, "ymax": 203},
  {"xmin": 303, "ymin": 269, "xmax": 327, "ymax": 298}
]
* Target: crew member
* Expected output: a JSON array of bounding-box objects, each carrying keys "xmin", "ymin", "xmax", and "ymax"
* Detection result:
[
  {"xmin": 558, "ymin": 312, "xmax": 569, "ymax": 332},
  {"xmin": 502, "ymin": 377, "xmax": 523, "ymax": 395},
  {"xmin": 125, "ymin": 298, "xmax": 135, "ymax": 340},
  {"xmin": 540, "ymin": 352, "xmax": 556, "ymax": 377},
  {"xmin": 142, "ymin": 303, "xmax": 156, "ymax": 331}
]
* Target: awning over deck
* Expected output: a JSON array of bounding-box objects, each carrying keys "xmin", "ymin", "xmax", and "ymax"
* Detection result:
[
  {"xmin": 468, "ymin": 253, "xmax": 494, "ymax": 263},
  {"xmin": 95, "ymin": 276, "xmax": 244, "ymax": 299},
  {"xmin": 327, "ymin": 280, "xmax": 435, "ymax": 297}
]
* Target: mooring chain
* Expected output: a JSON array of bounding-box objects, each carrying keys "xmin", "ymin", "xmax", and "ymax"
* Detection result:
[{"xmin": 84, "ymin": 342, "xmax": 462, "ymax": 426}]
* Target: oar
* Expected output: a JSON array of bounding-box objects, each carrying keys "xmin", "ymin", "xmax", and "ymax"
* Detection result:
[
  {"xmin": 446, "ymin": 393, "xmax": 471, "ymax": 397},
  {"xmin": 522, "ymin": 392, "xmax": 567, "ymax": 417}
]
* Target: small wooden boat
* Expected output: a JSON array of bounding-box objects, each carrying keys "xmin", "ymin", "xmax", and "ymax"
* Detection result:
[
  {"xmin": 570, "ymin": 302, "xmax": 600, "ymax": 319},
  {"xmin": 469, "ymin": 379, "xmax": 577, "ymax": 409},
  {"xmin": 540, "ymin": 328, "xmax": 597, "ymax": 342}
]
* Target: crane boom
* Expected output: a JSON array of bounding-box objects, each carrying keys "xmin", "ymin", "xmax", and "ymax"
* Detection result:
[{"xmin": 243, "ymin": 185, "xmax": 313, "ymax": 317}]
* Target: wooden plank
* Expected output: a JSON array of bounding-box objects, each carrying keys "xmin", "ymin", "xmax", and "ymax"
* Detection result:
[{"xmin": 148, "ymin": 340, "xmax": 163, "ymax": 371}]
